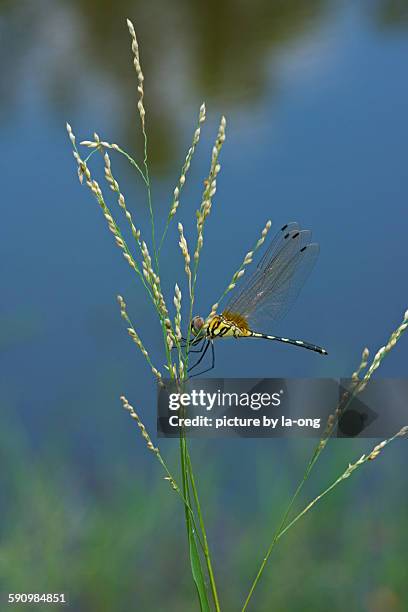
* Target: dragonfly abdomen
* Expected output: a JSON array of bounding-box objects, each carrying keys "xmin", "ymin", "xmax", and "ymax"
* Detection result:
[{"xmin": 249, "ymin": 331, "xmax": 328, "ymax": 355}]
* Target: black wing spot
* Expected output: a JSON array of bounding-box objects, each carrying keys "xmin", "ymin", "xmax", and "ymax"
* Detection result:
[
  {"xmin": 281, "ymin": 224, "xmax": 288, "ymax": 231},
  {"xmin": 300, "ymin": 245, "xmax": 307, "ymax": 252},
  {"xmin": 292, "ymin": 232, "xmax": 300, "ymax": 239}
]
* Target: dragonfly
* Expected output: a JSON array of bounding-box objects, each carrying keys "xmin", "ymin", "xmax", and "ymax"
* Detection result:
[{"xmin": 183, "ymin": 222, "xmax": 328, "ymax": 377}]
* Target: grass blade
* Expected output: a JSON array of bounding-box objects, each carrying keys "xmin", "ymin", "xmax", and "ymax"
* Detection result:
[
  {"xmin": 188, "ymin": 521, "xmax": 211, "ymax": 612},
  {"xmin": 180, "ymin": 435, "xmax": 211, "ymax": 611}
]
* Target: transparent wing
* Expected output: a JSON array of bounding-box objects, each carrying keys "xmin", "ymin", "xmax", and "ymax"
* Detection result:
[
  {"xmin": 256, "ymin": 222, "xmax": 300, "ymax": 271},
  {"xmin": 224, "ymin": 223, "xmax": 319, "ymax": 326}
]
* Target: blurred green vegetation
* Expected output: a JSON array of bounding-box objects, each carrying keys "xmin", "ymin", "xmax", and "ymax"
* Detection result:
[{"xmin": 1, "ymin": 412, "xmax": 407, "ymax": 611}]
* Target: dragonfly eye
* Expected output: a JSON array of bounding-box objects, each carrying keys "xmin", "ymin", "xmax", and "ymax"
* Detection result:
[{"xmin": 191, "ymin": 316, "xmax": 205, "ymax": 336}]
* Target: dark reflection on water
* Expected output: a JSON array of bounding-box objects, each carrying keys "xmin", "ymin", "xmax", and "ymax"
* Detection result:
[
  {"xmin": 1, "ymin": 0, "xmax": 407, "ymax": 169},
  {"xmin": 1, "ymin": 0, "xmax": 332, "ymax": 169},
  {"xmin": 372, "ymin": 0, "xmax": 408, "ymax": 28}
]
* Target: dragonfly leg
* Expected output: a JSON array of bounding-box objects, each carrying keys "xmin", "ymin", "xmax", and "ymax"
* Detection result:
[
  {"xmin": 188, "ymin": 341, "xmax": 215, "ymax": 378},
  {"xmin": 172, "ymin": 337, "xmax": 207, "ymax": 353},
  {"xmin": 187, "ymin": 339, "xmax": 210, "ymax": 372},
  {"xmin": 172, "ymin": 336, "xmax": 206, "ymax": 354},
  {"xmin": 187, "ymin": 339, "xmax": 208, "ymax": 354}
]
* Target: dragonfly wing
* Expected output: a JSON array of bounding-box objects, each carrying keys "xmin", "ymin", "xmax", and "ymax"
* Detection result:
[
  {"xmin": 256, "ymin": 222, "xmax": 300, "ymax": 271},
  {"xmin": 224, "ymin": 225, "xmax": 319, "ymax": 326},
  {"xmin": 248, "ymin": 243, "xmax": 319, "ymax": 326}
]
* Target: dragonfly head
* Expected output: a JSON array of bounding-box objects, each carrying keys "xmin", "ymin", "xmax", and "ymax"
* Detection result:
[{"xmin": 190, "ymin": 315, "xmax": 205, "ymax": 338}]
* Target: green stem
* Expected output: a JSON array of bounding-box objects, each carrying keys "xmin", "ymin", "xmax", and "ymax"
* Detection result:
[
  {"xmin": 187, "ymin": 452, "xmax": 221, "ymax": 612},
  {"xmin": 276, "ymin": 426, "xmax": 408, "ymax": 546},
  {"xmin": 180, "ymin": 433, "xmax": 190, "ymax": 525},
  {"xmin": 156, "ymin": 441, "xmax": 204, "ymax": 551},
  {"xmin": 179, "ymin": 433, "xmax": 211, "ymax": 610},
  {"xmin": 141, "ymin": 126, "xmax": 158, "ymax": 271},
  {"xmin": 241, "ymin": 384, "xmax": 362, "ymax": 611},
  {"xmin": 110, "ymin": 145, "xmax": 148, "ymax": 185},
  {"xmin": 241, "ymin": 469, "xmax": 310, "ymax": 611},
  {"xmin": 275, "ymin": 475, "xmax": 345, "ymax": 543}
]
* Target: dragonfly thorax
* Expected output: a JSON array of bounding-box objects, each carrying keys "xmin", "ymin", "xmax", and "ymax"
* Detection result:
[{"xmin": 207, "ymin": 313, "xmax": 252, "ymax": 339}]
